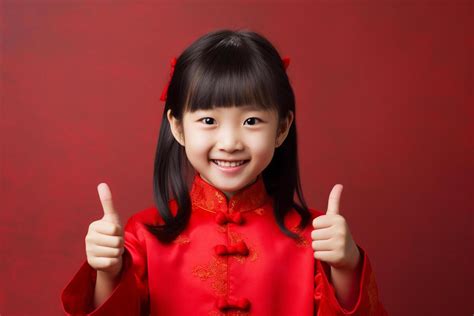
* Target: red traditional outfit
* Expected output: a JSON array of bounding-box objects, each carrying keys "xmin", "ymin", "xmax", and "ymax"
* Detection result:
[{"xmin": 61, "ymin": 173, "xmax": 387, "ymax": 315}]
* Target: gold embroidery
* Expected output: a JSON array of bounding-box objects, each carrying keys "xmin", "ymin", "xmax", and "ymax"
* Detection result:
[
  {"xmin": 216, "ymin": 225, "xmax": 227, "ymax": 233},
  {"xmin": 206, "ymin": 193, "xmax": 216, "ymax": 210},
  {"xmin": 190, "ymin": 173, "xmax": 269, "ymax": 214},
  {"xmin": 228, "ymin": 230, "xmax": 242, "ymax": 244},
  {"xmin": 215, "ymin": 191, "xmax": 226, "ymax": 207},
  {"xmin": 253, "ymin": 207, "xmax": 265, "ymax": 215},
  {"xmin": 289, "ymin": 223, "xmax": 310, "ymax": 248},
  {"xmin": 295, "ymin": 235, "xmax": 310, "ymax": 248},
  {"xmin": 248, "ymin": 244, "xmax": 259, "ymax": 263},
  {"xmin": 173, "ymin": 234, "xmax": 190, "ymax": 244},
  {"xmin": 191, "ymin": 256, "xmax": 228, "ymax": 296}
]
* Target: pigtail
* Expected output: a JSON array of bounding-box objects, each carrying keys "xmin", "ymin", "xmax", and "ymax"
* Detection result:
[
  {"xmin": 144, "ymin": 110, "xmax": 192, "ymax": 243},
  {"xmin": 263, "ymin": 116, "xmax": 312, "ymax": 240}
]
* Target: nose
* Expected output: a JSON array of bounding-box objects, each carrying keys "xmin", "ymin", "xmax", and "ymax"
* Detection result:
[{"xmin": 217, "ymin": 127, "xmax": 244, "ymax": 152}]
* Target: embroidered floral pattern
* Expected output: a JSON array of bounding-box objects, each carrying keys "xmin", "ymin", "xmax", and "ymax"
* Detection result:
[
  {"xmin": 190, "ymin": 173, "xmax": 269, "ymax": 214},
  {"xmin": 191, "ymin": 256, "xmax": 228, "ymax": 296}
]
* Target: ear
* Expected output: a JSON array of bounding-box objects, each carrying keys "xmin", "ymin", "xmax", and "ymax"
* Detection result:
[
  {"xmin": 275, "ymin": 110, "xmax": 294, "ymax": 148},
  {"xmin": 167, "ymin": 109, "xmax": 185, "ymax": 146}
]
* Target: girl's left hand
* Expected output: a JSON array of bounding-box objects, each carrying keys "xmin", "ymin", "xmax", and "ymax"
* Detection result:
[{"xmin": 311, "ymin": 184, "xmax": 361, "ymax": 271}]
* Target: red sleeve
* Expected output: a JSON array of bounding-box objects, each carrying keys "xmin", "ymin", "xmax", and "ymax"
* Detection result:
[
  {"xmin": 60, "ymin": 216, "xmax": 149, "ymax": 315},
  {"xmin": 314, "ymin": 245, "xmax": 388, "ymax": 316}
]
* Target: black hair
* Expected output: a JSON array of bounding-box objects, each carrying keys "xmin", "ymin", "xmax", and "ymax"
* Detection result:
[{"xmin": 146, "ymin": 28, "xmax": 312, "ymax": 243}]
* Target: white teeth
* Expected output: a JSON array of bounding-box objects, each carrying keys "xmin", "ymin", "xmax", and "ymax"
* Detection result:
[{"xmin": 213, "ymin": 160, "xmax": 246, "ymax": 167}]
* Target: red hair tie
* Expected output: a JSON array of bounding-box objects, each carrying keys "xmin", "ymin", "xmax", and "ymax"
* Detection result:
[{"xmin": 160, "ymin": 56, "xmax": 290, "ymax": 102}]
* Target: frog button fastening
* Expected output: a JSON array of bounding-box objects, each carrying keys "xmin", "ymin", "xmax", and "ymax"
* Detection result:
[
  {"xmin": 216, "ymin": 296, "xmax": 251, "ymax": 312},
  {"xmin": 215, "ymin": 210, "xmax": 244, "ymax": 225},
  {"xmin": 214, "ymin": 240, "xmax": 249, "ymax": 256}
]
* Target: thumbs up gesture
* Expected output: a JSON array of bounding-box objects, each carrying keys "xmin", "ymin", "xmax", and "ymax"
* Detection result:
[
  {"xmin": 85, "ymin": 183, "xmax": 125, "ymax": 278},
  {"xmin": 311, "ymin": 184, "xmax": 361, "ymax": 271}
]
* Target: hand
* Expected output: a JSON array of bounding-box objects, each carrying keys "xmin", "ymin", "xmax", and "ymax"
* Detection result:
[
  {"xmin": 85, "ymin": 183, "xmax": 124, "ymax": 277},
  {"xmin": 311, "ymin": 184, "xmax": 361, "ymax": 271}
]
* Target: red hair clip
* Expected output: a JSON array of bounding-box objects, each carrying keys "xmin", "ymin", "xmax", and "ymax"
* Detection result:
[
  {"xmin": 160, "ymin": 56, "xmax": 290, "ymax": 102},
  {"xmin": 282, "ymin": 56, "xmax": 290, "ymax": 71},
  {"xmin": 160, "ymin": 57, "xmax": 177, "ymax": 102}
]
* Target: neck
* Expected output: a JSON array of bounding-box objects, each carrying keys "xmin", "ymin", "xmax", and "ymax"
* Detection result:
[{"xmin": 222, "ymin": 191, "xmax": 234, "ymax": 201}]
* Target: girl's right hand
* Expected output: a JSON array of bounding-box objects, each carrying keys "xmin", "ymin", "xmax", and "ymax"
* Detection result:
[{"xmin": 85, "ymin": 183, "xmax": 125, "ymax": 278}]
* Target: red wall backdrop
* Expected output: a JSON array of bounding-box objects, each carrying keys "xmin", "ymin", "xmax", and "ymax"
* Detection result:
[{"xmin": 1, "ymin": 1, "xmax": 472, "ymax": 315}]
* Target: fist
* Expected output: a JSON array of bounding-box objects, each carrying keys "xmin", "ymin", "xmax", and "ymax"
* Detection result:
[
  {"xmin": 85, "ymin": 183, "xmax": 124, "ymax": 277},
  {"xmin": 311, "ymin": 184, "xmax": 360, "ymax": 270}
]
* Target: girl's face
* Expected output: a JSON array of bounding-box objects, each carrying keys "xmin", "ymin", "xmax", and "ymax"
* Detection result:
[{"xmin": 167, "ymin": 105, "xmax": 293, "ymax": 199}]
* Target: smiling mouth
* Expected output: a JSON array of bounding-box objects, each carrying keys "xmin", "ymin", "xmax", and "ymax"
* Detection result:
[{"xmin": 211, "ymin": 160, "xmax": 250, "ymax": 167}]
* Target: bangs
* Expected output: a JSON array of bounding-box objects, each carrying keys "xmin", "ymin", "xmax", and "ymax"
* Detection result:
[{"xmin": 181, "ymin": 51, "xmax": 280, "ymax": 113}]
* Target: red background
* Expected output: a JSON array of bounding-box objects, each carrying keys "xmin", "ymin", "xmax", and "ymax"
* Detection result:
[{"xmin": 1, "ymin": 1, "xmax": 472, "ymax": 315}]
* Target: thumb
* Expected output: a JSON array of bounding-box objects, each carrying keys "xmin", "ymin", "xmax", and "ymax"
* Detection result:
[
  {"xmin": 97, "ymin": 183, "xmax": 121, "ymax": 225},
  {"xmin": 326, "ymin": 184, "xmax": 343, "ymax": 215}
]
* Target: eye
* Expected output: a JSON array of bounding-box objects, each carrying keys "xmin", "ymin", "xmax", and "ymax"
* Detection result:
[
  {"xmin": 199, "ymin": 117, "xmax": 215, "ymax": 125},
  {"xmin": 244, "ymin": 117, "xmax": 262, "ymax": 126}
]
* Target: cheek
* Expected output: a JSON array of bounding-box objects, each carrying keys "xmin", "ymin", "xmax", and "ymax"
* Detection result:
[
  {"xmin": 184, "ymin": 132, "xmax": 211, "ymax": 160},
  {"xmin": 249, "ymin": 134, "xmax": 275, "ymax": 162}
]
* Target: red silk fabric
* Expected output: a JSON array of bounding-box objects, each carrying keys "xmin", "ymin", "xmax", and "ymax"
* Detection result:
[{"xmin": 61, "ymin": 173, "xmax": 387, "ymax": 315}]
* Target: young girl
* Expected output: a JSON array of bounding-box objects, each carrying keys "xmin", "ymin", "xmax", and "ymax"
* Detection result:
[{"xmin": 61, "ymin": 29, "xmax": 387, "ymax": 315}]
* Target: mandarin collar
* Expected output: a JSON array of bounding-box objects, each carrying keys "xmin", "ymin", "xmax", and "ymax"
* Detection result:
[{"xmin": 190, "ymin": 173, "xmax": 270, "ymax": 213}]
